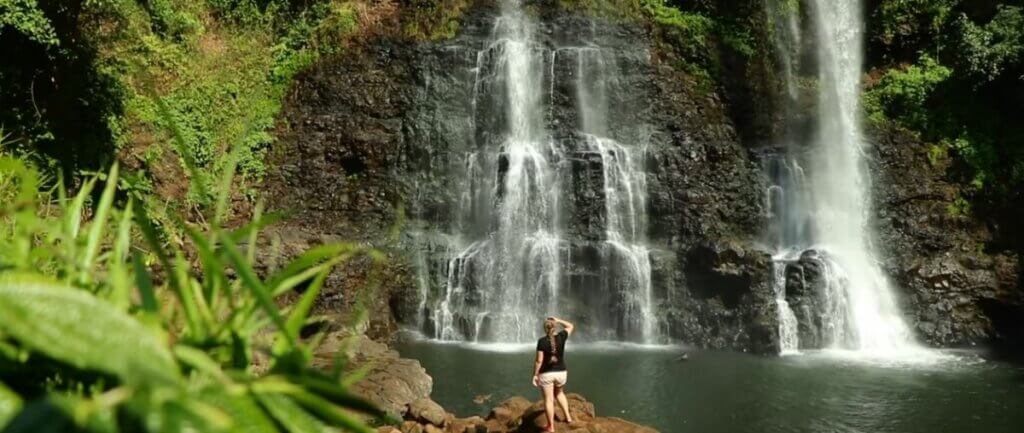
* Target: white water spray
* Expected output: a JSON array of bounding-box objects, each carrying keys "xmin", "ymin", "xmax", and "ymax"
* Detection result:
[
  {"xmin": 422, "ymin": 1, "xmax": 659, "ymax": 343},
  {"xmin": 806, "ymin": 0, "xmax": 917, "ymax": 353}
]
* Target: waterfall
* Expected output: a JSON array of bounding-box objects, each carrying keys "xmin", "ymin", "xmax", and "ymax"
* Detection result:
[
  {"xmin": 763, "ymin": 0, "xmax": 919, "ymax": 354},
  {"xmin": 433, "ymin": 1, "xmax": 562, "ymax": 342},
  {"xmin": 806, "ymin": 0, "xmax": 917, "ymax": 352},
  {"xmin": 418, "ymin": 1, "xmax": 659, "ymax": 344},
  {"xmin": 766, "ymin": 157, "xmax": 808, "ymax": 354},
  {"xmin": 574, "ymin": 46, "xmax": 656, "ymax": 343}
]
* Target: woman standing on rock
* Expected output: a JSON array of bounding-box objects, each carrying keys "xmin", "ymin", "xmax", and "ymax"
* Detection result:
[{"xmin": 532, "ymin": 316, "xmax": 575, "ymax": 432}]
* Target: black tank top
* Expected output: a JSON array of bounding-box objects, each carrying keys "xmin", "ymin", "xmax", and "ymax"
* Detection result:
[{"xmin": 536, "ymin": 330, "xmax": 568, "ymax": 373}]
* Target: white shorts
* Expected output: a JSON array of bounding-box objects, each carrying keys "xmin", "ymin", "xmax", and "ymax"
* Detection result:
[{"xmin": 538, "ymin": 371, "xmax": 567, "ymax": 388}]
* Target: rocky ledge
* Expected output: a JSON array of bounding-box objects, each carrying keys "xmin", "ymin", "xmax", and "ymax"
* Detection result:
[
  {"xmin": 322, "ymin": 335, "xmax": 657, "ymax": 433},
  {"xmin": 386, "ymin": 393, "xmax": 657, "ymax": 433}
]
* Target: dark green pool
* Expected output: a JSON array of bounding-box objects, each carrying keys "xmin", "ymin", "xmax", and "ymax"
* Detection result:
[{"xmin": 396, "ymin": 340, "xmax": 1024, "ymax": 433}]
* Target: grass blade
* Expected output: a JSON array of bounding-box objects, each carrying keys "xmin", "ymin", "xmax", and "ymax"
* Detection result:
[
  {"xmin": 218, "ymin": 232, "xmax": 294, "ymax": 347},
  {"xmin": 131, "ymin": 250, "xmax": 159, "ymax": 313},
  {"xmin": 80, "ymin": 163, "xmax": 119, "ymax": 280},
  {"xmin": 254, "ymin": 392, "xmax": 329, "ymax": 433}
]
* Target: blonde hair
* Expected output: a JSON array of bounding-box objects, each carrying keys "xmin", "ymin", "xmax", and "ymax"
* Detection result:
[{"xmin": 544, "ymin": 318, "xmax": 558, "ymax": 363}]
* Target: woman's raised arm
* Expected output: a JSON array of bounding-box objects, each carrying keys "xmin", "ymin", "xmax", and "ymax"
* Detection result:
[{"xmin": 551, "ymin": 316, "xmax": 574, "ymax": 335}]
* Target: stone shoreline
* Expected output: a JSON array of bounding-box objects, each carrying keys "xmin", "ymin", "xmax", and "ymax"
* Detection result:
[{"xmin": 318, "ymin": 334, "xmax": 658, "ymax": 433}]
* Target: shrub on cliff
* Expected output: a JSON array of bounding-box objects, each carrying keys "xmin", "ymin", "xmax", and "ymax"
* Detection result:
[{"xmin": 865, "ymin": 2, "xmax": 1024, "ymax": 217}]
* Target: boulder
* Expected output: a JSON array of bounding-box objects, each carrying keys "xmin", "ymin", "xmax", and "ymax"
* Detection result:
[
  {"xmin": 521, "ymin": 394, "xmax": 596, "ymax": 428},
  {"xmin": 487, "ymin": 396, "xmax": 532, "ymax": 426},
  {"xmin": 407, "ymin": 398, "xmax": 447, "ymax": 426},
  {"xmin": 400, "ymin": 421, "xmax": 423, "ymax": 433},
  {"xmin": 315, "ymin": 334, "xmax": 432, "ymax": 419}
]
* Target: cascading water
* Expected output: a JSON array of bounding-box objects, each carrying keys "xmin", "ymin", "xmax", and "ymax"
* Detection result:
[
  {"xmin": 764, "ymin": 0, "xmax": 806, "ymax": 354},
  {"xmin": 419, "ymin": 1, "xmax": 659, "ymax": 344},
  {"xmin": 574, "ymin": 47, "xmax": 656, "ymax": 343},
  {"xmin": 765, "ymin": 157, "xmax": 808, "ymax": 354},
  {"xmin": 806, "ymin": 0, "xmax": 917, "ymax": 352},
  {"xmin": 765, "ymin": 0, "xmax": 918, "ymax": 354}
]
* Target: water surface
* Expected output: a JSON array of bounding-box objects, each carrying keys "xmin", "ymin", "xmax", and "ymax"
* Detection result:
[{"xmin": 396, "ymin": 340, "xmax": 1024, "ymax": 433}]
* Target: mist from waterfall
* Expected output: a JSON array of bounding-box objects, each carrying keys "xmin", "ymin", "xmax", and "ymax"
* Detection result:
[{"xmin": 419, "ymin": 0, "xmax": 659, "ymax": 344}]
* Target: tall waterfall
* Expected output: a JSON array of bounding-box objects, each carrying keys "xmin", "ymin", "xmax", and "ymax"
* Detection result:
[
  {"xmin": 764, "ymin": 0, "xmax": 919, "ymax": 354},
  {"xmin": 805, "ymin": 0, "xmax": 916, "ymax": 352},
  {"xmin": 420, "ymin": 0, "xmax": 658, "ymax": 344}
]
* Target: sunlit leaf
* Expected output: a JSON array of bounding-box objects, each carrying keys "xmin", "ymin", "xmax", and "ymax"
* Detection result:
[
  {"xmin": 0, "ymin": 382, "xmax": 22, "ymax": 428},
  {"xmin": 81, "ymin": 163, "xmax": 119, "ymax": 281},
  {"xmin": 218, "ymin": 234, "xmax": 293, "ymax": 347},
  {"xmin": 0, "ymin": 273, "xmax": 180, "ymax": 386},
  {"xmin": 198, "ymin": 388, "xmax": 277, "ymax": 433},
  {"xmin": 254, "ymin": 392, "xmax": 330, "ymax": 433},
  {"xmin": 173, "ymin": 346, "xmax": 230, "ymax": 383}
]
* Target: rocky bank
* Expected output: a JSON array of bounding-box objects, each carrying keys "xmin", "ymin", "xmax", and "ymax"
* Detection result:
[{"xmin": 326, "ymin": 335, "xmax": 657, "ymax": 433}]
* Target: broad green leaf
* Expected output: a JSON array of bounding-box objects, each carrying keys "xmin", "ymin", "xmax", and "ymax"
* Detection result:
[
  {"xmin": 0, "ymin": 273, "xmax": 180, "ymax": 386},
  {"xmin": 0, "ymin": 398, "xmax": 79, "ymax": 433},
  {"xmin": 0, "ymin": 382, "xmax": 22, "ymax": 428},
  {"xmin": 254, "ymin": 392, "xmax": 330, "ymax": 433}
]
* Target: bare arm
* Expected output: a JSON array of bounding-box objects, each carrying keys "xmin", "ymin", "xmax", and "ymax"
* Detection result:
[
  {"xmin": 551, "ymin": 316, "xmax": 575, "ymax": 336},
  {"xmin": 532, "ymin": 350, "xmax": 544, "ymax": 386}
]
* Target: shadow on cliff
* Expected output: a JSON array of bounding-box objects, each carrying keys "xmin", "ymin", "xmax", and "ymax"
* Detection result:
[{"xmin": 979, "ymin": 298, "xmax": 1024, "ymax": 365}]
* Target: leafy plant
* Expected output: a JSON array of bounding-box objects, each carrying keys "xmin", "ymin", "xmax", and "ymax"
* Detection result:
[
  {"xmin": 954, "ymin": 5, "xmax": 1024, "ymax": 83},
  {"xmin": 0, "ymin": 0, "xmax": 59, "ymax": 46},
  {"xmin": 863, "ymin": 54, "xmax": 952, "ymax": 129},
  {"xmin": 0, "ymin": 154, "xmax": 391, "ymax": 432}
]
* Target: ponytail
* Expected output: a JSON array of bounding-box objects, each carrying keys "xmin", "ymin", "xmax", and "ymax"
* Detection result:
[{"xmin": 544, "ymin": 319, "xmax": 558, "ymax": 363}]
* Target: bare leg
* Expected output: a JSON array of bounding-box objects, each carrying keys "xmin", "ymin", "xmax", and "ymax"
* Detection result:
[
  {"xmin": 554, "ymin": 386, "xmax": 574, "ymax": 423},
  {"xmin": 543, "ymin": 385, "xmax": 556, "ymax": 431}
]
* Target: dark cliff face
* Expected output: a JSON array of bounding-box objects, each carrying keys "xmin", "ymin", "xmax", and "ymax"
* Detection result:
[
  {"xmin": 265, "ymin": 3, "xmax": 779, "ymax": 353},
  {"xmin": 264, "ymin": 0, "xmax": 1022, "ymax": 356},
  {"xmin": 869, "ymin": 125, "xmax": 1023, "ymax": 351}
]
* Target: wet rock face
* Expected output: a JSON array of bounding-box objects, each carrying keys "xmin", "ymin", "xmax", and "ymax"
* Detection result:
[
  {"xmin": 783, "ymin": 249, "xmax": 857, "ymax": 350},
  {"xmin": 869, "ymin": 125, "xmax": 1022, "ymax": 348},
  {"xmin": 267, "ymin": 4, "xmax": 774, "ymax": 351},
  {"xmin": 658, "ymin": 243, "xmax": 778, "ymax": 354}
]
